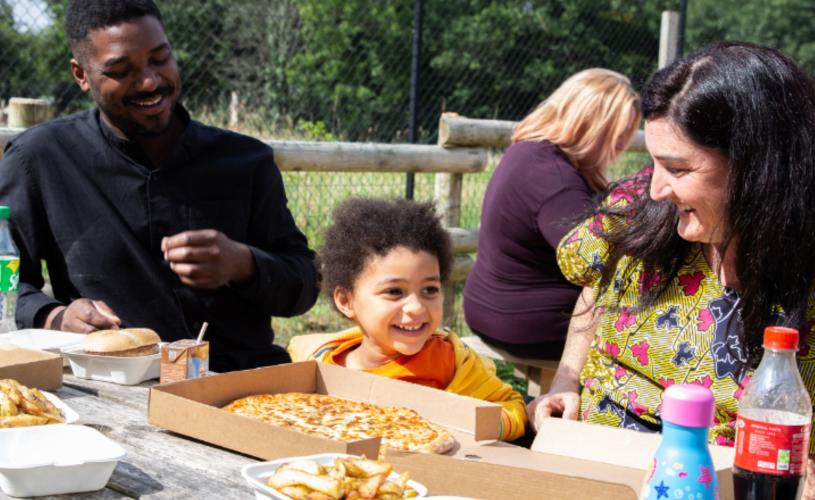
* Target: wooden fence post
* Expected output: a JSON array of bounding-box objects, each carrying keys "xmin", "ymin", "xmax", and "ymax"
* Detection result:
[
  {"xmin": 659, "ymin": 11, "xmax": 680, "ymax": 69},
  {"xmin": 0, "ymin": 98, "xmax": 50, "ymax": 160},
  {"xmin": 8, "ymin": 98, "xmax": 50, "ymax": 129},
  {"xmin": 229, "ymin": 91, "xmax": 240, "ymax": 129},
  {"xmin": 436, "ymin": 113, "xmax": 466, "ymax": 327}
]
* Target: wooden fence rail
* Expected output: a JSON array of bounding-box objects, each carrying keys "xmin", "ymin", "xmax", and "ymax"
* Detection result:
[
  {"xmin": 266, "ymin": 140, "xmax": 487, "ymax": 173},
  {"xmin": 1, "ymin": 128, "xmax": 488, "ymax": 174},
  {"xmin": 437, "ymin": 112, "xmax": 646, "ymax": 152}
]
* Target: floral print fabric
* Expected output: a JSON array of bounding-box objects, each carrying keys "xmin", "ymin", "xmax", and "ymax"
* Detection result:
[{"xmin": 557, "ymin": 186, "xmax": 815, "ymax": 451}]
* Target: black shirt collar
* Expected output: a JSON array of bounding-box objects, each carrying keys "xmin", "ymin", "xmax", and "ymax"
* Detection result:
[{"xmin": 96, "ymin": 104, "xmax": 194, "ymax": 169}]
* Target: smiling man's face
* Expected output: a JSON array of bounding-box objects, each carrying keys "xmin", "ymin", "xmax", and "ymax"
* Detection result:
[{"xmin": 70, "ymin": 15, "xmax": 182, "ymax": 139}]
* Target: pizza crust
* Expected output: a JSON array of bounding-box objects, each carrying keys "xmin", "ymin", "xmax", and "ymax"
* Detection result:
[{"xmin": 222, "ymin": 392, "xmax": 457, "ymax": 455}]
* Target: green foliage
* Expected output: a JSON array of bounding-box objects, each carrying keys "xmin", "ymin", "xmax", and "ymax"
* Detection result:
[
  {"xmin": 685, "ymin": 0, "xmax": 815, "ymax": 71},
  {"xmin": 3, "ymin": 0, "xmax": 815, "ymax": 143},
  {"xmin": 0, "ymin": 0, "xmax": 74, "ymax": 107},
  {"xmin": 495, "ymin": 359, "xmax": 529, "ymax": 395},
  {"xmin": 286, "ymin": 0, "xmax": 412, "ymax": 141},
  {"xmin": 160, "ymin": 0, "xmax": 303, "ymax": 126},
  {"xmin": 296, "ymin": 119, "xmax": 338, "ymax": 142},
  {"xmin": 286, "ymin": 0, "xmax": 673, "ymax": 141},
  {"xmin": 426, "ymin": 0, "xmax": 670, "ymax": 120}
]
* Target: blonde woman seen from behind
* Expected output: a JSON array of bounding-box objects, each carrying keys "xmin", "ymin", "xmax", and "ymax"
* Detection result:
[{"xmin": 464, "ymin": 68, "xmax": 640, "ymax": 362}]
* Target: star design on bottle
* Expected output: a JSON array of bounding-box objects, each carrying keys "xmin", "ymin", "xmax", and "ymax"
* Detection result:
[
  {"xmin": 698, "ymin": 465, "xmax": 714, "ymax": 490},
  {"xmin": 654, "ymin": 480, "xmax": 670, "ymax": 499}
]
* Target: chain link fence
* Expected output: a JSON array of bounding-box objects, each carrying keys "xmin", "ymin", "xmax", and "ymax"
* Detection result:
[{"xmin": 3, "ymin": 0, "xmax": 812, "ymax": 340}]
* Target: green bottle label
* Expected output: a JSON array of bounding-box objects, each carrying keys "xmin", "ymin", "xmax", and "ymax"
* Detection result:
[{"xmin": 0, "ymin": 257, "xmax": 20, "ymax": 293}]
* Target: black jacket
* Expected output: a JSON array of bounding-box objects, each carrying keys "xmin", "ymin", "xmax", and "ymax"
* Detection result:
[{"xmin": 0, "ymin": 106, "xmax": 318, "ymax": 371}]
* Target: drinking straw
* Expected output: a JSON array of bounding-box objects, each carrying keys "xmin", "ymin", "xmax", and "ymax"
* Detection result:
[{"xmin": 196, "ymin": 322, "xmax": 209, "ymax": 343}]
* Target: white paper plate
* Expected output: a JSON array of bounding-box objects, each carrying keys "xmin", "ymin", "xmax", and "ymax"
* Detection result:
[
  {"xmin": 62, "ymin": 345, "xmax": 160, "ymax": 385},
  {"xmin": 0, "ymin": 329, "xmax": 85, "ymax": 366},
  {"xmin": 242, "ymin": 453, "xmax": 428, "ymax": 500},
  {"xmin": 0, "ymin": 424, "xmax": 126, "ymax": 496}
]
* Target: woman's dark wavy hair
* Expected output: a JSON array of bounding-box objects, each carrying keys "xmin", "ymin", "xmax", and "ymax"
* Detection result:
[
  {"xmin": 319, "ymin": 198, "xmax": 453, "ymax": 309},
  {"xmin": 596, "ymin": 41, "xmax": 815, "ymax": 364}
]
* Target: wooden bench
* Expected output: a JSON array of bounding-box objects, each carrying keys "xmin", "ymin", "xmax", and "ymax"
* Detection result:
[{"xmin": 461, "ymin": 335, "xmax": 558, "ymax": 397}]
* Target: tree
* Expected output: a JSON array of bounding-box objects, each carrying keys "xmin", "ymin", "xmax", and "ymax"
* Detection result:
[
  {"xmin": 286, "ymin": 0, "xmax": 414, "ymax": 141},
  {"xmin": 686, "ymin": 0, "xmax": 815, "ymax": 71},
  {"xmin": 285, "ymin": 0, "xmax": 673, "ymax": 142}
]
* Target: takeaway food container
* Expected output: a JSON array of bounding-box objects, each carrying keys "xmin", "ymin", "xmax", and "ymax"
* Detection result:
[
  {"xmin": 242, "ymin": 453, "xmax": 428, "ymax": 500},
  {"xmin": 0, "ymin": 424, "xmax": 126, "ymax": 497},
  {"xmin": 0, "ymin": 329, "xmax": 84, "ymax": 366},
  {"xmin": 62, "ymin": 344, "xmax": 160, "ymax": 385},
  {"xmin": 0, "ymin": 391, "xmax": 79, "ymax": 429}
]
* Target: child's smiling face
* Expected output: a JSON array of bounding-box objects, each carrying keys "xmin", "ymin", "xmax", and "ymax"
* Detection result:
[{"xmin": 334, "ymin": 246, "xmax": 443, "ymax": 362}]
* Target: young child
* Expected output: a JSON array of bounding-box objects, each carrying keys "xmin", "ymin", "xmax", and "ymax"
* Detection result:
[{"xmin": 288, "ymin": 198, "xmax": 527, "ymax": 441}]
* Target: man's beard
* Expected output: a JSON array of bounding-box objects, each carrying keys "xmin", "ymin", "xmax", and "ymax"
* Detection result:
[
  {"xmin": 133, "ymin": 107, "xmax": 178, "ymax": 138},
  {"xmin": 128, "ymin": 85, "xmax": 182, "ymax": 138}
]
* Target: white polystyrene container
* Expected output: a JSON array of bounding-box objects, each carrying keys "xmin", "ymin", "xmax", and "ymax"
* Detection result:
[
  {"xmin": 0, "ymin": 329, "xmax": 85, "ymax": 366},
  {"xmin": 62, "ymin": 345, "xmax": 160, "ymax": 385},
  {"xmin": 43, "ymin": 391, "xmax": 80, "ymax": 424},
  {"xmin": 0, "ymin": 424, "xmax": 126, "ymax": 497},
  {"xmin": 241, "ymin": 453, "xmax": 428, "ymax": 500},
  {"xmin": 0, "ymin": 392, "xmax": 79, "ymax": 431}
]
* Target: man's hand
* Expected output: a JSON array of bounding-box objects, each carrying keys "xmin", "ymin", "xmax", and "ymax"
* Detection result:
[
  {"xmin": 51, "ymin": 299, "xmax": 121, "ymax": 333},
  {"xmin": 161, "ymin": 229, "xmax": 255, "ymax": 289},
  {"xmin": 526, "ymin": 384, "xmax": 581, "ymax": 431}
]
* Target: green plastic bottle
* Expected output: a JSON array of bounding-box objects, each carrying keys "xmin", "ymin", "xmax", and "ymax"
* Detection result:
[{"xmin": 0, "ymin": 206, "xmax": 20, "ymax": 333}]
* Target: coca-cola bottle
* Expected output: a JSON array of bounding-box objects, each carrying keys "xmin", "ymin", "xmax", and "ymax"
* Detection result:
[{"xmin": 733, "ymin": 326, "xmax": 812, "ymax": 499}]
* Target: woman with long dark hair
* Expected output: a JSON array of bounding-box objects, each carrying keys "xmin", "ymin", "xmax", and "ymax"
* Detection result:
[{"xmin": 528, "ymin": 42, "xmax": 815, "ymax": 494}]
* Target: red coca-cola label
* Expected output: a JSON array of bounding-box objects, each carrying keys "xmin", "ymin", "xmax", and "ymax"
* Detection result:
[{"xmin": 734, "ymin": 415, "xmax": 810, "ymax": 475}]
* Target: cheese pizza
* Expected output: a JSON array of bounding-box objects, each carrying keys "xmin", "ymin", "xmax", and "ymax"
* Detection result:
[{"xmin": 222, "ymin": 392, "xmax": 456, "ymax": 454}]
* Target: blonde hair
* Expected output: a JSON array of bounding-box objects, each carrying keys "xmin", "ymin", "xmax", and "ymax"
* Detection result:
[{"xmin": 512, "ymin": 68, "xmax": 641, "ymax": 191}]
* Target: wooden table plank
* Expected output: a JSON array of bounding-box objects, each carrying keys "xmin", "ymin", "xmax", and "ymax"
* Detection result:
[{"xmin": 0, "ymin": 373, "xmax": 259, "ymax": 499}]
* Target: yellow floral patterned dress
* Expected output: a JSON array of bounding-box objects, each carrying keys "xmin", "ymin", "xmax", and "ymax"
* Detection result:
[{"xmin": 557, "ymin": 182, "xmax": 815, "ymax": 451}]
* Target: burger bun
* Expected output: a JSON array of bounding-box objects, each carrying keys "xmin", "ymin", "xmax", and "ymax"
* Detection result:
[{"xmin": 82, "ymin": 328, "xmax": 160, "ymax": 357}]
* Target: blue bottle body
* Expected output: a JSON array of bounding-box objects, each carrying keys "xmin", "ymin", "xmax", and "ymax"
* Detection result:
[{"xmin": 641, "ymin": 422, "xmax": 718, "ymax": 500}]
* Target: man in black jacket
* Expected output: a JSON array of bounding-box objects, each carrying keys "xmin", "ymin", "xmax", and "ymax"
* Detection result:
[{"xmin": 0, "ymin": 0, "xmax": 319, "ymax": 371}]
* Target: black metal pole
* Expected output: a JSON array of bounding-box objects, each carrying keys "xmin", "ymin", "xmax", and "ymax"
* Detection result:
[
  {"xmin": 677, "ymin": 0, "xmax": 688, "ymax": 57},
  {"xmin": 406, "ymin": 0, "xmax": 424, "ymax": 200}
]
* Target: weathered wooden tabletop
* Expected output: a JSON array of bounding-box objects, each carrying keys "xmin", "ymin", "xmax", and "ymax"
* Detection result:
[{"xmin": 0, "ymin": 371, "xmax": 259, "ymax": 499}]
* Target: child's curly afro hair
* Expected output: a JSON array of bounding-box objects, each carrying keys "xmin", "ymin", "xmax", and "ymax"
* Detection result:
[{"xmin": 320, "ymin": 198, "xmax": 453, "ymax": 297}]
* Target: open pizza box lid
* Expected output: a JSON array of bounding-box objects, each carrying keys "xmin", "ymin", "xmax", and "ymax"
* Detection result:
[
  {"xmin": 379, "ymin": 418, "xmax": 737, "ymax": 499},
  {"xmin": 148, "ymin": 360, "xmax": 502, "ymax": 461}
]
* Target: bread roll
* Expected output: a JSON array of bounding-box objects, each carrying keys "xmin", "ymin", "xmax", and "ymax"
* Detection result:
[{"xmin": 82, "ymin": 328, "xmax": 160, "ymax": 357}]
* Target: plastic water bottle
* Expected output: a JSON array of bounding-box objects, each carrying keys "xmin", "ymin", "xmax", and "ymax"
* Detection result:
[
  {"xmin": 733, "ymin": 326, "xmax": 811, "ymax": 500},
  {"xmin": 641, "ymin": 384, "xmax": 718, "ymax": 500},
  {"xmin": 0, "ymin": 206, "xmax": 19, "ymax": 333}
]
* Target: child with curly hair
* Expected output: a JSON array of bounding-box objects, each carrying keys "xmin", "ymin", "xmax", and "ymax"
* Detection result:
[{"xmin": 288, "ymin": 198, "xmax": 527, "ymax": 441}]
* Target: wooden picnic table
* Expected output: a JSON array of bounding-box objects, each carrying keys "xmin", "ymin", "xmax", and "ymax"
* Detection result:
[{"xmin": 0, "ymin": 371, "xmax": 258, "ymax": 499}]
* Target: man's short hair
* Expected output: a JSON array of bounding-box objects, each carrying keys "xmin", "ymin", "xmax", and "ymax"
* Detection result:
[{"xmin": 65, "ymin": 0, "xmax": 163, "ymax": 61}]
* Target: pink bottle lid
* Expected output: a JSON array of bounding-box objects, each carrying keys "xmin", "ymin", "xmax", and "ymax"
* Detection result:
[{"xmin": 661, "ymin": 384, "xmax": 715, "ymax": 428}]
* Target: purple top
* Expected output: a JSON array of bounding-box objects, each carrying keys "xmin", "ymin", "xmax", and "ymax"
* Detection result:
[
  {"xmin": 661, "ymin": 384, "xmax": 715, "ymax": 428},
  {"xmin": 463, "ymin": 140, "xmax": 595, "ymax": 344}
]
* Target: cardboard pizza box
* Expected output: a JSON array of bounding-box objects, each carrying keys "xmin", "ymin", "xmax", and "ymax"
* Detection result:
[
  {"xmin": 383, "ymin": 418, "xmax": 735, "ymax": 499},
  {"xmin": 147, "ymin": 360, "xmax": 502, "ymax": 461},
  {"xmin": 0, "ymin": 345, "xmax": 62, "ymax": 390},
  {"xmin": 385, "ymin": 448, "xmax": 639, "ymax": 499},
  {"xmin": 528, "ymin": 417, "xmax": 735, "ymax": 500}
]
